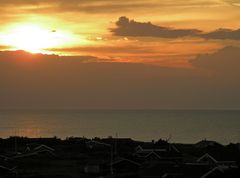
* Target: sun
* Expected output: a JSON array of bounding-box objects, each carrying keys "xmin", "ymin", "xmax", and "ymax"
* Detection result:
[{"xmin": 3, "ymin": 25, "xmax": 69, "ymax": 53}]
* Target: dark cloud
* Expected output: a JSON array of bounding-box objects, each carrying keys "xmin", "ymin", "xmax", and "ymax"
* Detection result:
[
  {"xmin": 0, "ymin": 50, "xmax": 106, "ymax": 63},
  {"xmin": 202, "ymin": 28, "xmax": 240, "ymax": 40},
  {"xmin": 111, "ymin": 16, "xmax": 201, "ymax": 39},
  {"xmin": 191, "ymin": 46, "xmax": 240, "ymax": 74},
  {"xmin": 49, "ymin": 45, "xmax": 155, "ymax": 54},
  {"xmin": 0, "ymin": 49, "xmax": 239, "ymax": 109},
  {"xmin": 111, "ymin": 17, "xmax": 240, "ymax": 40}
]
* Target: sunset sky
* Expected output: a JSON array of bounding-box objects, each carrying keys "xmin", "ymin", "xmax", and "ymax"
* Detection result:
[{"xmin": 0, "ymin": 0, "xmax": 240, "ymax": 109}]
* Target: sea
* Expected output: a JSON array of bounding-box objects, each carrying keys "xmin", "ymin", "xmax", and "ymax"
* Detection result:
[{"xmin": 0, "ymin": 109, "xmax": 239, "ymax": 144}]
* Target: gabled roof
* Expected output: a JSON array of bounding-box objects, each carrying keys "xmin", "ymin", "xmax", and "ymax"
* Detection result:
[
  {"xmin": 102, "ymin": 138, "xmax": 133, "ymax": 143},
  {"xmin": 145, "ymin": 151, "xmax": 162, "ymax": 160},
  {"xmin": 112, "ymin": 158, "xmax": 141, "ymax": 166},
  {"xmin": 162, "ymin": 173, "xmax": 182, "ymax": 178},
  {"xmin": 200, "ymin": 166, "xmax": 229, "ymax": 178},
  {"xmin": 135, "ymin": 145, "xmax": 167, "ymax": 153},
  {"xmin": 34, "ymin": 144, "xmax": 55, "ymax": 152},
  {"xmin": 0, "ymin": 166, "xmax": 15, "ymax": 174},
  {"xmin": 86, "ymin": 140, "xmax": 111, "ymax": 147},
  {"xmin": 13, "ymin": 152, "xmax": 38, "ymax": 159},
  {"xmin": 136, "ymin": 144, "xmax": 180, "ymax": 154},
  {"xmin": 197, "ymin": 153, "xmax": 218, "ymax": 164},
  {"xmin": 195, "ymin": 140, "xmax": 222, "ymax": 148},
  {"xmin": 169, "ymin": 144, "xmax": 180, "ymax": 153},
  {"xmin": 135, "ymin": 145, "xmax": 143, "ymax": 151},
  {"xmin": 183, "ymin": 163, "xmax": 211, "ymax": 177},
  {"xmin": 14, "ymin": 149, "xmax": 56, "ymax": 159},
  {"xmin": 0, "ymin": 155, "xmax": 9, "ymax": 161}
]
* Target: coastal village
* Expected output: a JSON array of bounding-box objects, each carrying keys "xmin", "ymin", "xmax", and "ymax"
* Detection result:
[{"xmin": 0, "ymin": 137, "xmax": 239, "ymax": 178}]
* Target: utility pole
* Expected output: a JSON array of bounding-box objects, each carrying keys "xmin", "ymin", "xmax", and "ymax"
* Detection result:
[
  {"xmin": 14, "ymin": 129, "xmax": 18, "ymax": 154},
  {"xmin": 114, "ymin": 133, "xmax": 118, "ymax": 156},
  {"xmin": 86, "ymin": 140, "xmax": 113, "ymax": 177}
]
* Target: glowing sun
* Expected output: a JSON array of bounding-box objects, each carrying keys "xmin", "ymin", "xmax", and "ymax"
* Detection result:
[{"xmin": 3, "ymin": 25, "xmax": 69, "ymax": 53}]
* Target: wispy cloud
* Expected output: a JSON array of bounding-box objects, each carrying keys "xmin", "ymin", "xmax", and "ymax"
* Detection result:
[
  {"xmin": 224, "ymin": 0, "xmax": 240, "ymax": 7},
  {"xmin": 0, "ymin": 50, "xmax": 109, "ymax": 63},
  {"xmin": 0, "ymin": 0, "xmax": 225, "ymax": 14},
  {"xmin": 202, "ymin": 28, "xmax": 240, "ymax": 40}
]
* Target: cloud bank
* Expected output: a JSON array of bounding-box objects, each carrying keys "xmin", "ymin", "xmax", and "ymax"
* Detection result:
[
  {"xmin": 111, "ymin": 17, "xmax": 240, "ymax": 40},
  {"xmin": 191, "ymin": 46, "xmax": 240, "ymax": 77},
  {"xmin": 0, "ymin": 47, "xmax": 239, "ymax": 109}
]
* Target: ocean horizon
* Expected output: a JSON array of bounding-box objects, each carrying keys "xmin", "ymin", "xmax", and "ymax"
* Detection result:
[{"xmin": 0, "ymin": 109, "xmax": 239, "ymax": 144}]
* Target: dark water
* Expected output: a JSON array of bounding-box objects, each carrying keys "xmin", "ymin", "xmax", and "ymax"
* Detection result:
[{"xmin": 0, "ymin": 109, "xmax": 239, "ymax": 144}]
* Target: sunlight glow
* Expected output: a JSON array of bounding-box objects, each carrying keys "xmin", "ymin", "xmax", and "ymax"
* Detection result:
[{"xmin": 2, "ymin": 25, "xmax": 71, "ymax": 53}]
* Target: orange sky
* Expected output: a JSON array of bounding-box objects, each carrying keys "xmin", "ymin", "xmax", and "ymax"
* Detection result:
[
  {"xmin": 0, "ymin": 1, "xmax": 240, "ymax": 109},
  {"xmin": 0, "ymin": 0, "xmax": 240, "ymax": 67}
]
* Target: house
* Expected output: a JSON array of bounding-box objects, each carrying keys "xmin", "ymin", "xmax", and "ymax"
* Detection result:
[
  {"xmin": 140, "ymin": 161, "xmax": 180, "ymax": 178},
  {"xmin": 0, "ymin": 166, "xmax": 16, "ymax": 178},
  {"xmin": 197, "ymin": 153, "xmax": 238, "ymax": 167},
  {"xmin": 34, "ymin": 144, "xmax": 55, "ymax": 152},
  {"xmin": 34, "ymin": 149, "xmax": 56, "ymax": 157},
  {"xmin": 84, "ymin": 159, "xmax": 109, "ymax": 175},
  {"xmin": 135, "ymin": 144, "xmax": 182, "ymax": 164},
  {"xmin": 195, "ymin": 140, "xmax": 223, "ymax": 149},
  {"xmin": 182, "ymin": 163, "xmax": 212, "ymax": 178},
  {"xmin": 112, "ymin": 158, "xmax": 140, "ymax": 173},
  {"xmin": 217, "ymin": 161, "xmax": 237, "ymax": 167},
  {"xmin": 135, "ymin": 145, "xmax": 168, "ymax": 158},
  {"xmin": 84, "ymin": 164, "xmax": 100, "ymax": 174},
  {"xmin": 200, "ymin": 165, "xmax": 239, "ymax": 178},
  {"xmin": 102, "ymin": 138, "xmax": 136, "ymax": 156},
  {"xmin": 86, "ymin": 140, "xmax": 112, "ymax": 149},
  {"xmin": 197, "ymin": 153, "xmax": 218, "ymax": 166},
  {"xmin": 144, "ymin": 151, "xmax": 162, "ymax": 163},
  {"xmin": 162, "ymin": 173, "xmax": 182, "ymax": 178},
  {"xmin": 135, "ymin": 144, "xmax": 180, "ymax": 155},
  {"xmin": 135, "ymin": 145, "xmax": 167, "ymax": 152},
  {"xmin": 102, "ymin": 138, "xmax": 134, "ymax": 145},
  {"xmin": 13, "ymin": 144, "xmax": 56, "ymax": 159},
  {"xmin": 0, "ymin": 155, "xmax": 9, "ymax": 161},
  {"xmin": 24, "ymin": 144, "xmax": 55, "ymax": 153},
  {"xmin": 13, "ymin": 149, "xmax": 55, "ymax": 159},
  {"xmin": 33, "ymin": 144, "xmax": 56, "ymax": 157}
]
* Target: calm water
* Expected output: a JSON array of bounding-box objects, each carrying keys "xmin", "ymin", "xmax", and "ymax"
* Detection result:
[{"xmin": 0, "ymin": 110, "xmax": 239, "ymax": 144}]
